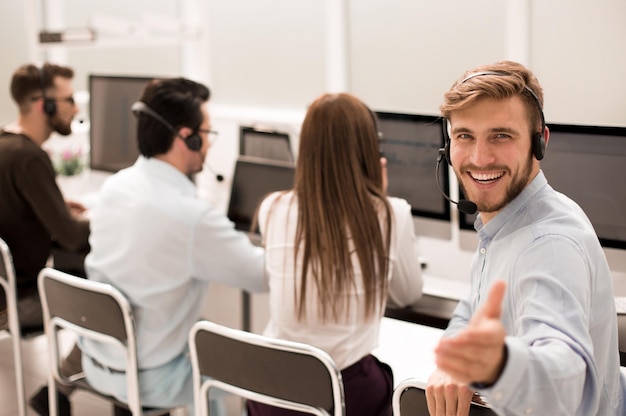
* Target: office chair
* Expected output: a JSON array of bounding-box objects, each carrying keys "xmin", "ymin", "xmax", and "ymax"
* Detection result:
[
  {"xmin": 37, "ymin": 267, "xmax": 183, "ymax": 416},
  {"xmin": 0, "ymin": 237, "xmax": 29, "ymax": 416},
  {"xmin": 189, "ymin": 320, "xmax": 345, "ymax": 416},
  {"xmin": 392, "ymin": 378, "xmax": 497, "ymax": 416}
]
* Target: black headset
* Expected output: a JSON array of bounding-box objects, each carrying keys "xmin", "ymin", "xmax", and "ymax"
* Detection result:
[
  {"xmin": 38, "ymin": 65, "xmax": 57, "ymax": 117},
  {"xmin": 131, "ymin": 101, "xmax": 202, "ymax": 151},
  {"xmin": 443, "ymin": 70, "xmax": 546, "ymax": 165}
]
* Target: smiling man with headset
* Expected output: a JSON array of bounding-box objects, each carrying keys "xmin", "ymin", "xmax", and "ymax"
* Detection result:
[
  {"xmin": 79, "ymin": 77, "xmax": 267, "ymax": 414},
  {"xmin": 426, "ymin": 61, "xmax": 626, "ymax": 415}
]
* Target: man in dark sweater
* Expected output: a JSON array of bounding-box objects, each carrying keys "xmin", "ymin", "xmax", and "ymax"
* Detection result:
[{"xmin": 0, "ymin": 62, "xmax": 90, "ymax": 415}]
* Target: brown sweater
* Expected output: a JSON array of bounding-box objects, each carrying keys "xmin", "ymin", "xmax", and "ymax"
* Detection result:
[{"xmin": 0, "ymin": 130, "xmax": 90, "ymax": 298}]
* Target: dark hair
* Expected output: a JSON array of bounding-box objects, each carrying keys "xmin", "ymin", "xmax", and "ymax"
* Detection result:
[
  {"xmin": 10, "ymin": 62, "xmax": 74, "ymax": 110},
  {"xmin": 136, "ymin": 77, "xmax": 210, "ymax": 157}
]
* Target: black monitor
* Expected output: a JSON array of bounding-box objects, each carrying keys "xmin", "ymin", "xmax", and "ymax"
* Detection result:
[
  {"xmin": 375, "ymin": 112, "xmax": 450, "ymax": 221},
  {"xmin": 239, "ymin": 126, "xmax": 293, "ymax": 163},
  {"xmin": 89, "ymin": 75, "xmax": 153, "ymax": 172},
  {"xmin": 460, "ymin": 123, "xmax": 626, "ymax": 249},
  {"xmin": 227, "ymin": 156, "xmax": 295, "ymax": 233}
]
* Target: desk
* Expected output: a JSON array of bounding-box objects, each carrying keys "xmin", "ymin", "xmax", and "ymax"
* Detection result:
[
  {"xmin": 373, "ymin": 317, "xmax": 444, "ymax": 386},
  {"xmin": 385, "ymin": 274, "xmax": 470, "ymax": 329}
]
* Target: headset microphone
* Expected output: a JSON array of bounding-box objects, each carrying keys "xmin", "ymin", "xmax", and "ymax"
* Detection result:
[
  {"xmin": 436, "ymin": 149, "xmax": 478, "ymax": 215},
  {"xmin": 205, "ymin": 164, "xmax": 224, "ymax": 182}
]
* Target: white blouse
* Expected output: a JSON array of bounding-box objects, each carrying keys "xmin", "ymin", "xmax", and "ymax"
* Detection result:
[{"xmin": 258, "ymin": 191, "xmax": 423, "ymax": 369}]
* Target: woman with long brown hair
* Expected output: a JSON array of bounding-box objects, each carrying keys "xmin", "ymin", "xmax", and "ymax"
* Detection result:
[{"xmin": 248, "ymin": 93, "xmax": 423, "ymax": 415}]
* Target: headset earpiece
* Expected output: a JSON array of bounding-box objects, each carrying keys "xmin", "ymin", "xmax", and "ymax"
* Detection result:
[
  {"xmin": 38, "ymin": 66, "xmax": 56, "ymax": 117},
  {"xmin": 184, "ymin": 133, "xmax": 202, "ymax": 151},
  {"xmin": 42, "ymin": 98, "xmax": 57, "ymax": 117}
]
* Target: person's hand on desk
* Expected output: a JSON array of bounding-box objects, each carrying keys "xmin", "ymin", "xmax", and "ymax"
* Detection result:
[
  {"xmin": 426, "ymin": 280, "xmax": 507, "ymax": 415},
  {"xmin": 66, "ymin": 199, "xmax": 89, "ymax": 219}
]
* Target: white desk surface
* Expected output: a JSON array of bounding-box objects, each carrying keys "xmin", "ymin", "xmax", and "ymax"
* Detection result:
[
  {"xmin": 422, "ymin": 273, "xmax": 470, "ymax": 301},
  {"xmin": 374, "ymin": 317, "xmax": 444, "ymax": 387}
]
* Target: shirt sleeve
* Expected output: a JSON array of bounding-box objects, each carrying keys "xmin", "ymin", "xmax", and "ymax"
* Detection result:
[
  {"xmin": 387, "ymin": 197, "xmax": 423, "ymax": 307},
  {"xmin": 476, "ymin": 236, "xmax": 598, "ymax": 415},
  {"xmin": 191, "ymin": 205, "xmax": 268, "ymax": 293},
  {"xmin": 16, "ymin": 149, "xmax": 89, "ymax": 251}
]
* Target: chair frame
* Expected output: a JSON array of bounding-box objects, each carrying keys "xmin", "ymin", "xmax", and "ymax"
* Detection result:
[
  {"xmin": 0, "ymin": 238, "xmax": 27, "ymax": 416},
  {"xmin": 189, "ymin": 320, "xmax": 345, "ymax": 416},
  {"xmin": 38, "ymin": 267, "xmax": 177, "ymax": 416},
  {"xmin": 393, "ymin": 377, "xmax": 497, "ymax": 416}
]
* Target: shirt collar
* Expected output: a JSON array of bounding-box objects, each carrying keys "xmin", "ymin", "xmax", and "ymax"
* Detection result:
[
  {"xmin": 135, "ymin": 156, "xmax": 196, "ymax": 197},
  {"xmin": 476, "ymin": 170, "xmax": 548, "ymax": 240}
]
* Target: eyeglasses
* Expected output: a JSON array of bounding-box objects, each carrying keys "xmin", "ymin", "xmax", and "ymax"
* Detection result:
[{"xmin": 198, "ymin": 129, "xmax": 219, "ymax": 144}]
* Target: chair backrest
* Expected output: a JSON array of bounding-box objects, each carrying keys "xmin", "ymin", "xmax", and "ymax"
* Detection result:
[
  {"xmin": 189, "ymin": 320, "xmax": 345, "ymax": 416},
  {"xmin": 0, "ymin": 237, "xmax": 27, "ymax": 416},
  {"xmin": 393, "ymin": 378, "xmax": 498, "ymax": 416},
  {"xmin": 37, "ymin": 267, "xmax": 143, "ymax": 415}
]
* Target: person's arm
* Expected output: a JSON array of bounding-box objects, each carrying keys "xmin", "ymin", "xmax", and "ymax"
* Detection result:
[
  {"xmin": 191, "ymin": 205, "xmax": 267, "ymax": 293},
  {"xmin": 17, "ymin": 151, "xmax": 89, "ymax": 251},
  {"xmin": 386, "ymin": 197, "xmax": 423, "ymax": 307},
  {"xmin": 432, "ymin": 237, "xmax": 599, "ymax": 415}
]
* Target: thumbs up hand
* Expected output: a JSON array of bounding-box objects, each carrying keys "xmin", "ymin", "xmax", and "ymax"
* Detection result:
[{"xmin": 435, "ymin": 280, "xmax": 508, "ymax": 386}]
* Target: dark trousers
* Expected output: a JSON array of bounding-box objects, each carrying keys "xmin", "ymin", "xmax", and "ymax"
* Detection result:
[{"xmin": 246, "ymin": 354, "xmax": 393, "ymax": 416}]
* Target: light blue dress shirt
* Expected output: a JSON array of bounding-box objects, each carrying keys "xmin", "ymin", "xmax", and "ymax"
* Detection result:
[
  {"xmin": 80, "ymin": 156, "xmax": 267, "ymax": 410},
  {"xmin": 446, "ymin": 171, "xmax": 626, "ymax": 415}
]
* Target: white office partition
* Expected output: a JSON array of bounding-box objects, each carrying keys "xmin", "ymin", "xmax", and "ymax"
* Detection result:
[
  {"xmin": 530, "ymin": 0, "xmax": 626, "ymax": 127},
  {"xmin": 347, "ymin": 0, "xmax": 508, "ymax": 114},
  {"xmin": 206, "ymin": 0, "xmax": 326, "ymax": 110}
]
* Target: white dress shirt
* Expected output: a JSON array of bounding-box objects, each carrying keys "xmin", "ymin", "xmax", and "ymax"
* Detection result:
[{"xmin": 82, "ymin": 156, "xmax": 267, "ymax": 370}]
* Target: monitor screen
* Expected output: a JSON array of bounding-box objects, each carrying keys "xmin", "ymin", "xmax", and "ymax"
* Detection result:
[
  {"xmin": 460, "ymin": 123, "xmax": 626, "ymax": 249},
  {"xmin": 375, "ymin": 112, "xmax": 450, "ymax": 221},
  {"xmin": 227, "ymin": 156, "xmax": 295, "ymax": 233},
  {"xmin": 239, "ymin": 126, "xmax": 293, "ymax": 163},
  {"xmin": 89, "ymin": 75, "xmax": 153, "ymax": 172}
]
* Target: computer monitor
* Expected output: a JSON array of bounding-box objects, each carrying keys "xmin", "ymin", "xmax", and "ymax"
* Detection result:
[
  {"xmin": 227, "ymin": 156, "xmax": 295, "ymax": 233},
  {"xmin": 459, "ymin": 123, "xmax": 626, "ymax": 249},
  {"xmin": 89, "ymin": 75, "xmax": 153, "ymax": 172},
  {"xmin": 375, "ymin": 111, "xmax": 450, "ymax": 221},
  {"xmin": 239, "ymin": 126, "xmax": 293, "ymax": 163}
]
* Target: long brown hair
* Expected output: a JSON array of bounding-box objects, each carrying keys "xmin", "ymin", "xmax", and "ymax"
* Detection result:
[{"xmin": 291, "ymin": 93, "xmax": 392, "ymax": 322}]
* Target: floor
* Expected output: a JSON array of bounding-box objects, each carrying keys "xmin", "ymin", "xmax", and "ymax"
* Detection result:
[{"xmin": 0, "ymin": 330, "xmax": 112, "ymax": 416}]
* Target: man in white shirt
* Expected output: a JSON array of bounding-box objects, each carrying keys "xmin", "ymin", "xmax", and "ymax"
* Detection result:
[{"xmin": 79, "ymin": 77, "xmax": 267, "ymax": 414}]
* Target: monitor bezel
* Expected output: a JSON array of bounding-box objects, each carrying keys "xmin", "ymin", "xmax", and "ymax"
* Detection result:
[{"xmin": 239, "ymin": 125, "xmax": 294, "ymax": 163}]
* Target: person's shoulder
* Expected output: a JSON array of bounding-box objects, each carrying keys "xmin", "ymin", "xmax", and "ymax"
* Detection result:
[
  {"xmin": 386, "ymin": 196, "xmax": 412, "ymax": 213},
  {"xmin": 261, "ymin": 190, "xmax": 294, "ymax": 208},
  {"xmin": 0, "ymin": 132, "xmax": 41, "ymax": 154}
]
